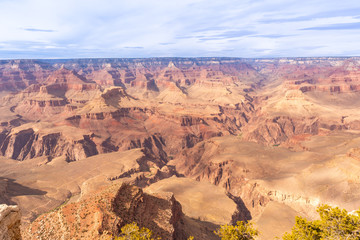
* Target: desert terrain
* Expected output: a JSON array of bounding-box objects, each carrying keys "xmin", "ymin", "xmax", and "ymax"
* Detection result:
[{"xmin": 1, "ymin": 57, "xmax": 360, "ymax": 239}]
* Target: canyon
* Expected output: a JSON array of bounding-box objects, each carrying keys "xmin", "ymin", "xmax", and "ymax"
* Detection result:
[{"xmin": 0, "ymin": 57, "xmax": 360, "ymax": 239}]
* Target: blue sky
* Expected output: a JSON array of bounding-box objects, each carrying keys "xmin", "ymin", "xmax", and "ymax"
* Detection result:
[{"xmin": 0, "ymin": 0, "xmax": 359, "ymax": 59}]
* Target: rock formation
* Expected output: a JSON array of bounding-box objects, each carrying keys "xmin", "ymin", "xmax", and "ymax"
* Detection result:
[
  {"xmin": 0, "ymin": 126, "xmax": 98, "ymax": 161},
  {"xmin": 24, "ymin": 183, "xmax": 189, "ymax": 240},
  {"xmin": 0, "ymin": 204, "xmax": 21, "ymax": 240},
  {"xmin": 0, "ymin": 60, "xmax": 53, "ymax": 91}
]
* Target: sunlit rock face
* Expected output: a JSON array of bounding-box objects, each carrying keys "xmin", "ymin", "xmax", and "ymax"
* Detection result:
[{"xmin": 0, "ymin": 204, "xmax": 21, "ymax": 240}]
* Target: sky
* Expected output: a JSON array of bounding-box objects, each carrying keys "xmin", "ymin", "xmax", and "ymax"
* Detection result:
[{"xmin": 0, "ymin": 0, "xmax": 359, "ymax": 59}]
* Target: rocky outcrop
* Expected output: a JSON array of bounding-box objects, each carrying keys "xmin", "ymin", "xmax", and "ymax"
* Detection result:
[
  {"xmin": 129, "ymin": 134, "xmax": 168, "ymax": 165},
  {"xmin": 112, "ymin": 184, "xmax": 184, "ymax": 239},
  {"xmin": 242, "ymin": 114, "xmax": 349, "ymax": 145},
  {"xmin": 85, "ymin": 68, "xmax": 125, "ymax": 87},
  {"xmin": 243, "ymin": 116, "xmax": 320, "ymax": 144},
  {"xmin": 25, "ymin": 183, "xmax": 187, "ymax": 240},
  {"xmin": 46, "ymin": 67, "xmax": 91, "ymax": 85},
  {"xmin": 0, "ymin": 129, "xmax": 98, "ymax": 161},
  {"xmin": 0, "ymin": 204, "xmax": 21, "ymax": 240},
  {"xmin": 23, "ymin": 67, "xmax": 101, "ymax": 98},
  {"xmin": 26, "ymin": 99, "xmax": 67, "ymax": 107}
]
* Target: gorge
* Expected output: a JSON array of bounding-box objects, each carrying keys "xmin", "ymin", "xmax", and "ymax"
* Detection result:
[{"xmin": 0, "ymin": 57, "xmax": 360, "ymax": 239}]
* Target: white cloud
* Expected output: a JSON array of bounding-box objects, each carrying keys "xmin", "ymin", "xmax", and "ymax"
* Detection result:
[{"xmin": 0, "ymin": 0, "xmax": 359, "ymax": 58}]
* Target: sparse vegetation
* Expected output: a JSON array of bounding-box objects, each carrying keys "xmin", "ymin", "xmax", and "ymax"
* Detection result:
[
  {"xmin": 214, "ymin": 221, "xmax": 259, "ymax": 240},
  {"xmin": 283, "ymin": 205, "xmax": 360, "ymax": 240},
  {"xmin": 115, "ymin": 223, "xmax": 194, "ymax": 240},
  {"xmin": 115, "ymin": 223, "xmax": 156, "ymax": 240}
]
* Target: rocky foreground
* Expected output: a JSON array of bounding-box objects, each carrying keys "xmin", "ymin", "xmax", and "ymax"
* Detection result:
[
  {"xmin": 24, "ymin": 183, "xmax": 188, "ymax": 240},
  {"xmin": 0, "ymin": 204, "xmax": 21, "ymax": 240},
  {"xmin": 1, "ymin": 57, "xmax": 360, "ymax": 239}
]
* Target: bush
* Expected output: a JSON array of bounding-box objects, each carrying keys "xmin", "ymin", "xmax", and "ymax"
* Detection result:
[
  {"xmin": 283, "ymin": 205, "xmax": 360, "ymax": 240},
  {"xmin": 115, "ymin": 223, "xmax": 155, "ymax": 240},
  {"xmin": 214, "ymin": 221, "xmax": 259, "ymax": 240},
  {"xmin": 115, "ymin": 223, "xmax": 194, "ymax": 240}
]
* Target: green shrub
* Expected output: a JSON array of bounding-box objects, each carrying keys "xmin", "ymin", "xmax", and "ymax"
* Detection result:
[
  {"xmin": 115, "ymin": 223, "xmax": 194, "ymax": 240},
  {"xmin": 283, "ymin": 205, "xmax": 360, "ymax": 240},
  {"xmin": 214, "ymin": 221, "xmax": 259, "ymax": 240},
  {"xmin": 115, "ymin": 222, "xmax": 155, "ymax": 240}
]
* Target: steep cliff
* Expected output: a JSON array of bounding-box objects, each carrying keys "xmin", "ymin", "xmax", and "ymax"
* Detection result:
[{"xmin": 0, "ymin": 127, "xmax": 98, "ymax": 161}]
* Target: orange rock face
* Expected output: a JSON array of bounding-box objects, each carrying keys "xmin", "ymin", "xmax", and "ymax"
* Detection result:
[
  {"xmin": 24, "ymin": 183, "xmax": 186, "ymax": 240},
  {"xmin": 1, "ymin": 57, "xmax": 360, "ymax": 161},
  {"xmin": 0, "ymin": 60, "xmax": 53, "ymax": 91}
]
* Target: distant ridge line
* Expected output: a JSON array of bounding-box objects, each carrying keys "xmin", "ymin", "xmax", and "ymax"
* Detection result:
[{"xmin": 0, "ymin": 56, "xmax": 360, "ymax": 63}]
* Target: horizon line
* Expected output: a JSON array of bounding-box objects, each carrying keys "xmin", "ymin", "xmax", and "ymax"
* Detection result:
[{"xmin": 1, "ymin": 56, "xmax": 360, "ymax": 61}]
